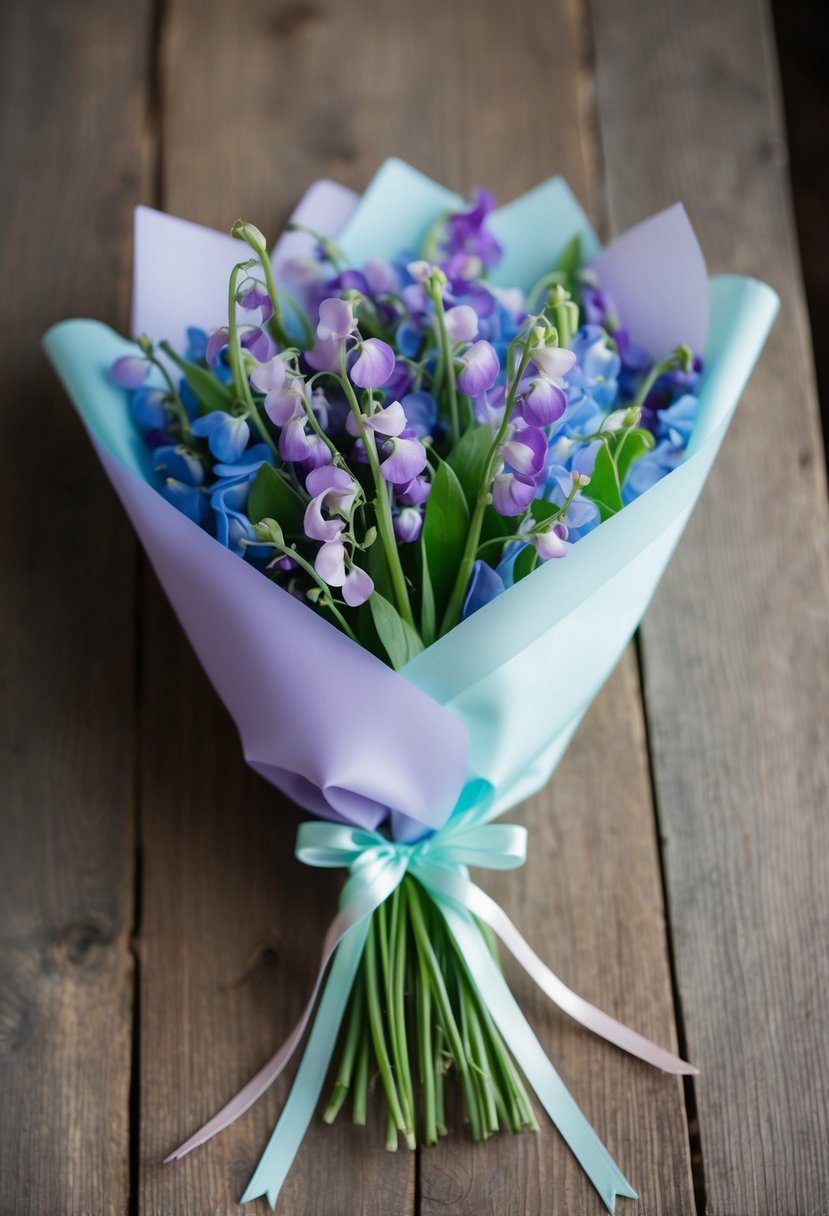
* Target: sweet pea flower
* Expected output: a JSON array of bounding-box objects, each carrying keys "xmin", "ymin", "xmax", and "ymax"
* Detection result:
[
  {"xmin": 396, "ymin": 473, "xmax": 431, "ymax": 506},
  {"xmin": 305, "ymin": 336, "xmax": 342, "ymax": 374},
  {"xmin": 205, "ymin": 324, "xmax": 270, "ymax": 368},
  {"xmin": 317, "ymin": 297, "xmax": 357, "ymax": 342},
  {"xmin": 393, "ymin": 507, "xmax": 423, "ymax": 543},
  {"xmin": 501, "ymin": 425, "xmax": 548, "ymax": 477},
  {"xmin": 279, "ymin": 414, "xmax": 329, "ymax": 467},
  {"xmin": 531, "ymin": 345, "xmax": 576, "ymax": 380},
  {"xmin": 154, "ymin": 445, "xmax": 204, "ymax": 486},
  {"xmin": 442, "ymin": 189, "xmax": 503, "ymax": 270},
  {"xmin": 379, "ymin": 427, "xmax": 428, "ymax": 484},
  {"xmin": 191, "ymin": 411, "xmax": 250, "ymax": 463},
  {"xmin": 444, "ymin": 304, "xmax": 479, "ymax": 343},
  {"xmin": 304, "ymin": 466, "xmax": 359, "ymax": 543},
  {"xmin": 406, "ymin": 260, "xmax": 433, "ymax": 284},
  {"xmin": 250, "ymin": 355, "xmax": 306, "ymax": 426},
  {"xmin": 161, "ymin": 478, "xmax": 207, "ymax": 525},
  {"xmin": 363, "ymin": 257, "xmax": 399, "ymax": 295},
  {"xmin": 239, "ymin": 281, "xmax": 274, "ymax": 321},
  {"xmin": 314, "ymin": 540, "xmax": 374, "ymax": 607},
  {"xmin": 517, "ymin": 376, "xmax": 567, "ymax": 427},
  {"xmin": 400, "ymin": 391, "xmax": 437, "ymax": 438},
  {"xmin": 528, "ymin": 521, "xmax": 569, "ymax": 560},
  {"xmin": 491, "ymin": 471, "xmax": 538, "ymax": 516},
  {"xmin": 349, "ymin": 338, "xmax": 395, "ymax": 389},
  {"xmin": 110, "ymin": 354, "xmax": 149, "ymax": 389},
  {"xmin": 457, "ymin": 340, "xmax": 500, "ymax": 396}
]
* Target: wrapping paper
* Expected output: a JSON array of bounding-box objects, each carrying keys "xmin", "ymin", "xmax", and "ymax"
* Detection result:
[{"xmin": 44, "ymin": 158, "xmax": 778, "ymax": 839}]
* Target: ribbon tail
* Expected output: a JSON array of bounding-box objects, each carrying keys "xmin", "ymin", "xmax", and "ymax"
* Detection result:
[
  {"xmin": 241, "ymin": 919, "xmax": 370, "ymax": 1207},
  {"xmin": 422, "ymin": 866, "xmax": 696, "ymax": 1076},
  {"xmin": 437, "ymin": 898, "xmax": 637, "ymax": 1212},
  {"xmin": 165, "ymin": 856, "xmax": 406, "ymax": 1161}
]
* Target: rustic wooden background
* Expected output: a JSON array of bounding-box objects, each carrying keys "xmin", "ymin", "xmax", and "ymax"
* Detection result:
[{"xmin": 2, "ymin": 0, "xmax": 828, "ymax": 1213}]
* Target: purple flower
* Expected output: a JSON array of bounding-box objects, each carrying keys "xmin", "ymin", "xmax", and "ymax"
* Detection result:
[
  {"xmin": 501, "ymin": 425, "xmax": 547, "ymax": 476},
  {"xmin": 531, "ymin": 345, "xmax": 576, "ymax": 380},
  {"xmin": 313, "ymin": 540, "xmax": 374, "ymax": 607},
  {"xmin": 393, "ymin": 507, "xmax": 423, "ymax": 543},
  {"xmin": 462, "ymin": 560, "xmax": 506, "ymax": 619},
  {"xmin": 250, "ymin": 355, "xmax": 305, "ymax": 426},
  {"xmin": 457, "ymin": 341, "xmax": 500, "ymax": 396},
  {"xmin": 444, "ymin": 305, "xmax": 478, "ymax": 344},
  {"xmin": 317, "ymin": 297, "xmax": 357, "ymax": 342},
  {"xmin": 110, "ymin": 354, "xmax": 149, "ymax": 389},
  {"xmin": 304, "ymin": 465, "xmax": 359, "ymax": 542},
  {"xmin": 305, "ymin": 336, "xmax": 342, "ymax": 374},
  {"xmin": 396, "ymin": 474, "xmax": 431, "ymax": 506},
  {"xmin": 517, "ymin": 376, "xmax": 567, "ymax": 427},
  {"xmin": 363, "ymin": 257, "xmax": 399, "ymax": 295},
  {"xmin": 442, "ymin": 189, "xmax": 503, "ymax": 272},
  {"xmin": 350, "ymin": 338, "xmax": 395, "ymax": 389},
  {"xmin": 279, "ymin": 414, "xmax": 325, "ymax": 464},
  {"xmin": 379, "ymin": 428, "xmax": 427, "ymax": 484},
  {"xmin": 191, "ymin": 411, "xmax": 250, "ymax": 463},
  {"xmin": 528, "ymin": 523, "xmax": 569, "ymax": 560},
  {"xmin": 491, "ymin": 471, "xmax": 537, "ymax": 516},
  {"xmin": 239, "ymin": 282, "xmax": 274, "ymax": 321},
  {"xmin": 342, "ymin": 565, "xmax": 374, "ymax": 607}
]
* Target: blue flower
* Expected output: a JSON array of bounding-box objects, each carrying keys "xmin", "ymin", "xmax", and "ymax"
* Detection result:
[
  {"xmin": 130, "ymin": 387, "xmax": 168, "ymax": 432},
  {"xmin": 185, "ymin": 326, "xmax": 209, "ymax": 363},
  {"xmin": 191, "ymin": 410, "xmax": 251, "ymax": 463},
  {"xmin": 462, "ymin": 560, "xmax": 506, "ymax": 619},
  {"xmin": 569, "ymin": 325, "xmax": 620, "ymax": 408}
]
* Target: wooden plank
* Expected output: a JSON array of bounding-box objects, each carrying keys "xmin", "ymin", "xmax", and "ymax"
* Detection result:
[
  {"xmin": 137, "ymin": 2, "xmax": 692, "ymax": 1214},
  {"xmin": 589, "ymin": 0, "xmax": 829, "ymax": 1211},
  {"xmin": 0, "ymin": 0, "xmax": 152, "ymax": 1211},
  {"xmin": 413, "ymin": 3, "xmax": 695, "ymax": 1212}
]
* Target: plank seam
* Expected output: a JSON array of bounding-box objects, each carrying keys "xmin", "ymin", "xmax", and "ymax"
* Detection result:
[{"xmin": 635, "ymin": 635, "xmax": 707, "ymax": 1215}]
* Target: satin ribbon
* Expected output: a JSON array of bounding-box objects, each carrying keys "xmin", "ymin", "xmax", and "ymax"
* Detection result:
[{"xmin": 167, "ymin": 807, "xmax": 696, "ymax": 1211}]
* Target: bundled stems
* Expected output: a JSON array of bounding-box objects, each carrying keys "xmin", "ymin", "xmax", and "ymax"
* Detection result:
[{"xmin": 324, "ymin": 877, "xmax": 536, "ymax": 1148}]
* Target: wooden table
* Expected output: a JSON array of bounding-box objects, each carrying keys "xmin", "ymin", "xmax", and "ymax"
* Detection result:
[{"xmin": 2, "ymin": 1, "xmax": 827, "ymax": 1212}]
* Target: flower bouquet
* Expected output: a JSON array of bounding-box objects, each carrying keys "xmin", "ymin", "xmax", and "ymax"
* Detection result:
[{"xmin": 44, "ymin": 158, "xmax": 777, "ymax": 1211}]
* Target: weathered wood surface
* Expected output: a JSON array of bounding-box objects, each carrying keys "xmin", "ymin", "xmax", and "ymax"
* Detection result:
[
  {"xmin": 1, "ymin": 0, "xmax": 826, "ymax": 1213},
  {"xmin": 0, "ymin": 0, "xmax": 151, "ymax": 1211},
  {"xmin": 590, "ymin": 0, "xmax": 829, "ymax": 1211}
]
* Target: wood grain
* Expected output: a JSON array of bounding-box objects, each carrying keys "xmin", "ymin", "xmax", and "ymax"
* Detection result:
[
  {"xmin": 0, "ymin": 0, "xmax": 152, "ymax": 1211},
  {"xmin": 590, "ymin": 0, "xmax": 829, "ymax": 1211},
  {"xmin": 137, "ymin": 1, "xmax": 694, "ymax": 1213}
]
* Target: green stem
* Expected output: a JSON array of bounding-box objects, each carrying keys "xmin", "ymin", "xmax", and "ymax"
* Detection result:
[
  {"xmin": 416, "ymin": 951, "xmax": 437, "ymax": 1145},
  {"xmin": 227, "ymin": 262, "xmax": 280, "ymax": 459},
  {"xmin": 440, "ymin": 342, "xmax": 534, "ymax": 635},
  {"xmin": 339, "ymin": 348, "xmax": 416, "ymax": 628},
  {"xmin": 323, "ymin": 972, "xmax": 365, "ymax": 1123},
  {"xmin": 146, "ymin": 351, "xmax": 191, "ymax": 441},
  {"xmin": 428, "ymin": 282, "xmax": 460, "ymax": 445},
  {"xmin": 364, "ymin": 917, "xmax": 408, "ymax": 1140},
  {"xmin": 353, "ymin": 1031, "xmax": 369, "ymax": 1126},
  {"xmin": 406, "ymin": 879, "xmax": 482, "ymax": 1141},
  {"xmin": 632, "ymin": 346, "xmax": 691, "ymax": 413},
  {"xmin": 392, "ymin": 884, "xmax": 416, "ymax": 1143},
  {"xmin": 264, "ymin": 541, "xmax": 359, "ymax": 643}
]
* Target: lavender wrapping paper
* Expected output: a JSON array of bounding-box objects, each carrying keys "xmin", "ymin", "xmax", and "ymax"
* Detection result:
[{"xmin": 43, "ymin": 159, "xmax": 778, "ymax": 841}]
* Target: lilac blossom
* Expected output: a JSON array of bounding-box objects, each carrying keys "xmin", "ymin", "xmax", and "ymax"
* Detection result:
[
  {"xmin": 110, "ymin": 354, "xmax": 149, "ymax": 389},
  {"xmin": 457, "ymin": 341, "xmax": 500, "ymax": 396},
  {"xmin": 350, "ymin": 338, "xmax": 396, "ymax": 389}
]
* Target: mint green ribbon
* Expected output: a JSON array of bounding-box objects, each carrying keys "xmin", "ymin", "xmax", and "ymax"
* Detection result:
[{"xmin": 238, "ymin": 806, "xmax": 637, "ymax": 1211}]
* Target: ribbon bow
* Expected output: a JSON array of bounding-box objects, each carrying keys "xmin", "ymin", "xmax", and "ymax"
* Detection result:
[{"xmin": 167, "ymin": 807, "xmax": 695, "ymax": 1211}]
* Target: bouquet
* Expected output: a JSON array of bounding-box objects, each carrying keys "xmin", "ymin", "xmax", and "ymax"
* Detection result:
[{"xmin": 44, "ymin": 158, "xmax": 777, "ymax": 1211}]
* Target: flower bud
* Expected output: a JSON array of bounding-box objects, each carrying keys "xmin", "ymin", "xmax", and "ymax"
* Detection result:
[
  {"xmin": 137, "ymin": 333, "xmax": 154, "ymax": 356},
  {"xmin": 231, "ymin": 219, "xmax": 267, "ymax": 248}
]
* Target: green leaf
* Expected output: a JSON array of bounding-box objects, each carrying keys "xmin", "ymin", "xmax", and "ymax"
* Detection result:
[
  {"xmin": 368, "ymin": 592, "xmax": 425, "ymax": 670},
  {"xmin": 554, "ymin": 233, "xmax": 582, "ymax": 300},
  {"xmin": 446, "ymin": 424, "xmax": 493, "ymax": 511},
  {"xmin": 160, "ymin": 343, "xmax": 234, "ymax": 414},
  {"xmin": 530, "ymin": 498, "xmax": 559, "ymax": 525},
  {"xmin": 512, "ymin": 543, "xmax": 538, "ymax": 584},
  {"xmin": 422, "ymin": 461, "xmax": 469, "ymax": 621},
  {"xmin": 582, "ymin": 442, "xmax": 623, "ymax": 521},
  {"xmin": 367, "ymin": 535, "xmax": 395, "ymax": 605},
  {"xmin": 248, "ymin": 464, "xmax": 306, "ymax": 533},
  {"xmin": 617, "ymin": 427, "xmax": 655, "ymax": 485},
  {"xmin": 419, "ymin": 534, "xmax": 436, "ymax": 648}
]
